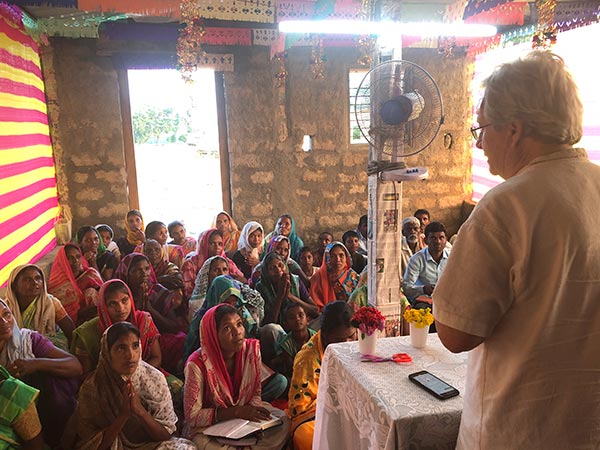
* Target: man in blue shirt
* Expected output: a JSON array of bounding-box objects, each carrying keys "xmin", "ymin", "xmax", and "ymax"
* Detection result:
[{"xmin": 402, "ymin": 222, "xmax": 449, "ymax": 308}]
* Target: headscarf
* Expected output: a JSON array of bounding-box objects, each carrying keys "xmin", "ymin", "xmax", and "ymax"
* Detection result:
[
  {"xmin": 5, "ymin": 265, "xmax": 57, "ymax": 337},
  {"xmin": 310, "ymin": 242, "xmax": 359, "ymax": 310},
  {"xmin": 75, "ymin": 226, "xmax": 108, "ymax": 258},
  {"xmin": 48, "ymin": 244, "xmax": 103, "ymax": 320},
  {"xmin": 0, "ymin": 299, "xmax": 36, "ymax": 367},
  {"xmin": 265, "ymin": 214, "xmax": 304, "ymax": 261},
  {"xmin": 124, "ymin": 210, "xmax": 145, "ymax": 246},
  {"xmin": 255, "ymin": 252, "xmax": 300, "ymax": 325},
  {"xmin": 197, "ymin": 304, "xmax": 260, "ymax": 405},
  {"xmin": 189, "ymin": 256, "xmax": 228, "ymax": 305},
  {"xmin": 97, "ymin": 280, "xmax": 159, "ymax": 362},
  {"xmin": 114, "ymin": 253, "xmax": 158, "ymax": 287},
  {"xmin": 237, "ymin": 221, "xmax": 263, "ymax": 254},
  {"xmin": 193, "ymin": 228, "xmax": 223, "ymax": 265},
  {"xmin": 212, "ymin": 211, "xmax": 241, "ymax": 255},
  {"xmin": 266, "ymin": 235, "xmax": 291, "ymax": 263}
]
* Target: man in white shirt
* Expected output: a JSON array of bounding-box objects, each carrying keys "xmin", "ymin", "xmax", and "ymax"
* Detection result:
[
  {"xmin": 402, "ymin": 221, "xmax": 449, "ymax": 307},
  {"xmin": 434, "ymin": 52, "xmax": 600, "ymax": 449},
  {"xmin": 400, "ymin": 216, "xmax": 425, "ymax": 275}
]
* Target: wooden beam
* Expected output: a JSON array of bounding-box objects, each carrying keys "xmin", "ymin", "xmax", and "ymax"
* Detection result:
[
  {"xmin": 117, "ymin": 69, "xmax": 140, "ymax": 210},
  {"xmin": 215, "ymin": 71, "xmax": 232, "ymax": 215}
]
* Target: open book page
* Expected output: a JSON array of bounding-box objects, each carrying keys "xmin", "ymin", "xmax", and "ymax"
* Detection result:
[
  {"xmin": 261, "ymin": 363, "xmax": 275, "ymax": 384},
  {"xmin": 203, "ymin": 414, "xmax": 283, "ymax": 440}
]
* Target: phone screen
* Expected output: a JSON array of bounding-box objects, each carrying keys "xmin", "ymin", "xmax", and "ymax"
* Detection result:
[{"xmin": 410, "ymin": 371, "xmax": 459, "ymax": 398}]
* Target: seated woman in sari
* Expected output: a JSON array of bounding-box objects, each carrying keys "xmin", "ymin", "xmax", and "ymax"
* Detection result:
[
  {"xmin": 255, "ymin": 252, "xmax": 318, "ymax": 327},
  {"xmin": 115, "ymin": 254, "xmax": 187, "ymax": 375},
  {"xmin": 231, "ymin": 221, "xmax": 264, "ymax": 280},
  {"xmin": 76, "ymin": 226, "xmax": 118, "ymax": 281},
  {"xmin": 187, "ymin": 255, "xmax": 231, "ymax": 321},
  {"xmin": 184, "ymin": 304, "xmax": 290, "ymax": 449},
  {"xmin": 5, "ymin": 265, "xmax": 74, "ymax": 351},
  {"xmin": 167, "ymin": 221, "xmax": 197, "ymax": 257},
  {"xmin": 75, "ymin": 322, "xmax": 195, "ymax": 450},
  {"xmin": 95, "ymin": 224, "xmax": 121, "ymax": 263},
  {"xmin": 263, "ymin": 214, "xmax": 305, "ymax": 261},
  {"xmin": 71, "ymin": 279, "xmax": 161, "ymax": 376},
  {"xmin": 0, "ymin": 365, "xmax": 44, "ymax": 449},
  {"xmin": 310, "ymin": 242, "xmax": 359, "ymax": 311},
  {"xmin": 143, "ymin": 240, "xmax": 184, "ymax": 294},
  {"xmin": 135, "ymin": 221, "xmax": 184, "ymax": 269},
  {"xmin": 288, "ymin": 301, "xmax": 356, "ymax": 450},
  {"xmin": 252, "ymin": 236, "xmax": 310, "ymax": 290},
  {"xmin": 49, "ymin": 244, "xmax": 103, "ymax": 325},
  {"xmin": 116, "ymin": 209, "xmax": 146, "ymax": 257},
  {"xmin": 0, "ymin": 299, "xmax": 82, "ymax": 448},
  {"xmin": 212, "ymin": 211, "xmax": 241, "ymax": 257},
  {"xmin": 181, "ymin": 229, "xmax": 245, "ymax": 299}
]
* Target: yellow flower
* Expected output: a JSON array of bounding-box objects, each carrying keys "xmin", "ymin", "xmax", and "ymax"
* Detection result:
[{"xmin": 403, "ymin": 307, "xmax": 434, "ymax": 328}]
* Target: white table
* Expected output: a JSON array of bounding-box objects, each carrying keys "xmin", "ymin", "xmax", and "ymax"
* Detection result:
[{"xmin": 313, "ymin": 334, "xmax": 469, "ymax": 450}]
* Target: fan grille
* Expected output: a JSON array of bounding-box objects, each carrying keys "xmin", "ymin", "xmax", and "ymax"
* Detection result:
[{"xmin": 354, "ymin": 60, "xmax": 444, "ymax": 159}]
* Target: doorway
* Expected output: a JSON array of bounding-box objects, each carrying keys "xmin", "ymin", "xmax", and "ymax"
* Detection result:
[{"xmin": 127, "ymin": 68, "xmax": 224, "ymax": 237}]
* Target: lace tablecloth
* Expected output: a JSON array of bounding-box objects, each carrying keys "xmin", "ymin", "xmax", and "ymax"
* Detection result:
[{"xmin": 313, "ymin": 334, "xmax": 469, "ymax": 450}]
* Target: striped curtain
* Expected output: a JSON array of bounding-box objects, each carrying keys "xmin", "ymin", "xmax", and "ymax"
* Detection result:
[
  {"xmin": 0, "ymin": 7, "xmax": 58, "ymax": 287},
  {"xmin": 471, "ymin": 24, "xmax": 600, "ymax": 202}
]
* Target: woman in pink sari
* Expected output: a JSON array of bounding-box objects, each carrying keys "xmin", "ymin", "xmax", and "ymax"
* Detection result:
[
  {"xmin": 48, "ymin": 244, "xmax": 104, "ymax": 326},
  {"xmin": 181, "ymin": 229, "xmax": 245, "ymax": 299},
  {"xmin": 184, "ymin": 304, "xmax": 289, "ymax": 448}
]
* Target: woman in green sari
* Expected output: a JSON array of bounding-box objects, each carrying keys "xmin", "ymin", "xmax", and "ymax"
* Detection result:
[{"xmin": 5, "ymin": 265, "xmax": 74, "ymax": 351}]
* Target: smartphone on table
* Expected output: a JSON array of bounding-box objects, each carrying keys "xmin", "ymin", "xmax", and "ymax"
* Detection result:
[{"xmin": 408, "ymin": 370, "xmax": 459, "ymax": 400}]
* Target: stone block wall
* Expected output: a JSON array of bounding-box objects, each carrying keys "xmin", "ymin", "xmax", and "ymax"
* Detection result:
[
  {"xmin": 41, "ymin": 39, "xmax": 473, "ymax": 247},
  {"xmin": 41, "ymin": 38, "xmax": 130, "ymax": 237}
]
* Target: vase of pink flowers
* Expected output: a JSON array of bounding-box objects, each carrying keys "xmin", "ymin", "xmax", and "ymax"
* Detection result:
[{"xmin": 351, "ymin": 306, "xmax": 386, "ymax": 356}]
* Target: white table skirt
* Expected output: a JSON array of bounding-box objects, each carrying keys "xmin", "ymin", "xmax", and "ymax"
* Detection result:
[{"xmin": 313, "ymin": 334, "xmax": 469, "ymax": 450}]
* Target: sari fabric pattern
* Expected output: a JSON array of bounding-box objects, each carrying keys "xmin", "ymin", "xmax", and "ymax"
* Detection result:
[
  {"xmin": 183, "ymin": 304, "xmax": 262, "ymax": 431},
  {"xmin": 48, "ymin": 245, "xmax": 103, "ymax": 323},
  {"xmin": 5, "ymin": 265, "xmax": 61, "ymax": 337},
  {"xmin": 255, "ymin": 267, "xmax": 301, "ymax": 326},
  {"xmin": 75, "ymin": 330, "xmax": 195, "ymax": 450},
  {"xmin": 0, "ymin": 365, "xmax": 41, "ymax": 448},
  {"xmin": 310, "ymin": 242, "xmax": 359, "ymax": 311},
  {"xmin": 288, "ymin": 331, "xmax": 323, "ymax": 435}
]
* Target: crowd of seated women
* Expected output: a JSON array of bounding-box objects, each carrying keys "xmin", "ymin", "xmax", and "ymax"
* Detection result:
[{"xmin": 1, "ymin": 209, "xmax": 376, "ymax": 449}]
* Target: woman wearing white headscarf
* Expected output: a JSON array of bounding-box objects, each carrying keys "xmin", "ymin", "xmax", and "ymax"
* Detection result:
[{"xmin": 231, "ymin": 221, "xmax": 264, "ymax": 280}]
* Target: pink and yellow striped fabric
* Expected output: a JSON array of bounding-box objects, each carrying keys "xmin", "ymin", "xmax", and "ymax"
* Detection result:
[{"xmin": 0, "ymin": 6, "xmax": 58, "ymax": 287}]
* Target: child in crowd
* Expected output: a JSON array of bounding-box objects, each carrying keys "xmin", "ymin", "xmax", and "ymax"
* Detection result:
[
  {"xmin": 95, "ymin": 224, "xmax": 121, "ymax": 263},
  {"xmin": 271, "ymin": 304, "xmax": 316, "ymax": 381},
  {"xmin": 342, "ymin": 230, "xmax": 368, "ymax": 274},
  {"xmin": 299, "ymin": 246, "xmax": 317, "ymax": 280},
  {"xmin": 312, "ymin": 232, "xmax": 332, "ymax": 267}
]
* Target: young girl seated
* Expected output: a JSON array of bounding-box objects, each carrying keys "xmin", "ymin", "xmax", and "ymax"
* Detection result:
[
  {"xmin": 271, "ymin": 304, "xmax": 316, "ymax": 380},
  {"xmin": 184, "ymin": 304, "xmax": 290, "ymax": 449},
  {"xmin": 288, "ymin": 301, "xmax": 356, "ymax": 450},
  {"xmin": 298, "ymin": 246, "xmax": 317, "ymax": 281}
]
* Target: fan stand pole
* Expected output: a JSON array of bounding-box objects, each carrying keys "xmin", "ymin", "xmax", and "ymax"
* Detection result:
[{"xmin": 366, "ymin": 47, "xmax": 407, "ymax": 336}]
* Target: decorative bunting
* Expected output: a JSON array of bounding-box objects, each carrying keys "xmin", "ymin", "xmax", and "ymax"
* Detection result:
[
  {"xmin": 275, "ymin": 0, "xmax": 361, "ymax": 22},
  {"xmin": 253, "ymin": 28, "xmax": 280, "ymax": 45},
  {"xmin": 532, "ymin": 0, "xmax": 557, "ymax": 49},
  {"xmin": 195, "ymin": 0, "xmax": 275, "ymax": 24},
  {"xmin": 464, "ymin": 2, "xmax": 526, "ymax": 26},
  {"xmin": 197, "ymin": 53, "xmax": 235, "ymax": 71},
  {"xmin": 77, "ymin": 0, "xmax": 181, "ymax": 17},
  {"xmin": 177, "ymin": 1, "xmax": 206, "ymax": 81},
  {"xmin": 463, "ymin": 0, "xmax": 512, "ymax": 20},
  {"xmin": 38, "ymin": 13, "xmax": 128, "ymax": 39},
  {"xmin": 203, "ymin": 27, "xmax": 252, "ymax": 45}
]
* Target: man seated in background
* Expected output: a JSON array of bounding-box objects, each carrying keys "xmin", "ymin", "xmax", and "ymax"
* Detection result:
[
  {"xmin": 402, "ymin": 222, "xmax": 449, "ymax": 309},
  {"xmin": 400, "ymin": 216, "xmax": 425, "ymax": 274}
]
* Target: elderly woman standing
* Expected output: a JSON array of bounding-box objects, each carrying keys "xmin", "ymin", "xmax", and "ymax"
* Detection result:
[
  {"xmin": 75, "ymin": 322, "xmax": 195, "ymax": 450},
  {"xmin": 48, "ymin": 244, "xmax": 104, "ymax": 325},
  {"xmin": 310, "ymin": 242, "xmax": 359, "ymax": 311},
  {"xmin": 184, "ymin": 304, "xmax": 289, "ymax": 449},
  {"xmin": 5, "ymin": 265, "xmax": 74, "ymax": 351},
  {"xmin": 0, "ymin": 299, "xmax": 82, "ymax": 448}
]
